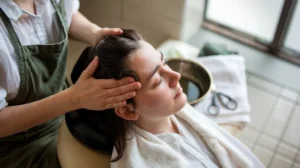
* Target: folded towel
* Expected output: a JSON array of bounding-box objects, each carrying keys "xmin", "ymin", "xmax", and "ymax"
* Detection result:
[
  {"xmin": 198, "ymin": 42, "xmax": 238, "ymax": 57},
  {"xmin": 194, "ymin": 55, "xmax": 251, "ymax": 128},
  {"xmin": 111, "ymin": 103, "xmax": 264, "ymax": 168}
]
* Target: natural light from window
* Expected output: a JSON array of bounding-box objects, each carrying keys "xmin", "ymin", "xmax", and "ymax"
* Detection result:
[
  {"xmin": 284, "ymin": 1, "xmax": 300, "ymax": 53},
  {"xmin": 206, "ymin": 0, "xmax": 285, "ymax": 42}
]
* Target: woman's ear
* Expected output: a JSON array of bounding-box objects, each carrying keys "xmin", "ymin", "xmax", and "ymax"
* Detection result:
[{"xmin": 115, "ymin": 104, "xmax": 139, "ymax": 121}]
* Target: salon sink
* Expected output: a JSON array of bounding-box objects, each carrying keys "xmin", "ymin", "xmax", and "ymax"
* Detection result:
[{"xmin": 166, "ymin": 58, "xmax": 212, "ymax": 105}]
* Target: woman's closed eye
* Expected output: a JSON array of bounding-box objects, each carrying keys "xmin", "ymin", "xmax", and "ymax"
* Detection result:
[{"xmin": 156, "ymin": 63, "xmax": 168, "ymax": 86}]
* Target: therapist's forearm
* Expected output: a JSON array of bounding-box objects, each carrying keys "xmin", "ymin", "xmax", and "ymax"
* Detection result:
[
  {"xmin": 0, "ymin": 89, "xmax": 76, "ymax": 138},
  {"xmin": 69, "ymin": 11, "xmax": 101, "ymax": 46}
]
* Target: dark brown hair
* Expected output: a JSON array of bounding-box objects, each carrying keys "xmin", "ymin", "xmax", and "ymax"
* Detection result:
[{"xmin": 71, "ymin": 29, "xmax": 142, "ymax": 162}]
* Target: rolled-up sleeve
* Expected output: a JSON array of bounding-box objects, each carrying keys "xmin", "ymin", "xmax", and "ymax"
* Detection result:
[
  {"xmin": 0, "ymin": 29, "xmax": 8, "ymax": 110},
  {"xmin": 0, "ymin": 50, "xmax": 8, "ymax": 111},
  {"xmin": 71, "ymin": 0, "xmax": 80, "ymax": 14},
  {"xmin": 62, "ymin": 0, "xmax": 80, "ymax": 28},
  {"xmin": 0, "ymin": 26, "xmax": 18, "ymax": 111},
  {"xmin": 0, "ymin": 88, "xmax": 8, "ymax": 111}
]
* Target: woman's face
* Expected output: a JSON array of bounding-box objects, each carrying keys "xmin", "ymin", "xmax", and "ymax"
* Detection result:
[{"xmin": 127, "ymin": 40, "xmax": 187, "ymax": 122}]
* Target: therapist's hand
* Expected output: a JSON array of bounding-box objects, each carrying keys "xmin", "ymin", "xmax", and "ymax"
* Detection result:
[
  {"xmin": 68, "ymin": 57, "xmax": 141, "ymax": 111},
  {"xmin": 92, "ymin": 27, "xmax": 123, "ymax": 45}
]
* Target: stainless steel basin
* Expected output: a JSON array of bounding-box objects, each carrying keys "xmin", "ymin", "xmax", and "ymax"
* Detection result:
[{"xmin": 166, "ymin": 58, "xmax": 212, "ymax": 105}]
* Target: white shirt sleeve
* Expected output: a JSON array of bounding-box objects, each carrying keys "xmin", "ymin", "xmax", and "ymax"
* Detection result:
[
  {"xmin": 0, "ymin": 26, "xmax": 19, "ymax": 110},
  {"xmin": 0, "ymin": 88, "xmax": 8, "ymax": 110},
  {"xmin": 0, "ymin": 41, "xmax": 9, "ymax": 110},
  {"xmin": 0, "ymin": 0, "xmax": 80, "ymax": 111},
  {"xmin": 61, "ymin": 0, "xmax": 80, "ymax": 28},
  {"xmin": 71, "ymin": 0, "xmax": 80, "ymax": 14}
]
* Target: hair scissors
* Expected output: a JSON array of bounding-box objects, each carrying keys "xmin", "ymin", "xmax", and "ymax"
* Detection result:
[{"xmin": 207, "ymin": 84, "xmax": 238, "ymax": 116}]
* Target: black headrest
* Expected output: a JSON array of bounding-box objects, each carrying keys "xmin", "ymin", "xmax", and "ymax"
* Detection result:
[
  {"xmin": 65, "ymin": 110, "xmax": 113, "ymax": 153},
  {"xmin": 70, "ymin": 47, "xmax": 94, "ymax": 83},
  {"xmin": 65, "ymin": 47, "xmax": 113, "ymax": 153}
]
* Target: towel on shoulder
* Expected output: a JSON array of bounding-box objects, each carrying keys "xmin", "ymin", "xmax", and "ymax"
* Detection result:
[{"xmin": 111, "ymin": 103, "xmax": 264, "ymax": 168}]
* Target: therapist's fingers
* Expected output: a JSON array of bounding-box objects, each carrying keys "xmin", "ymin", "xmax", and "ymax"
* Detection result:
[
  {"xmin": 98, "ymin": 77, "xmax": 138, "ymax": 89},
  {"xmin": 104, "ymin": 101, "xmax": 127, "ymax": 109},
  {"xmin": 79, "ymin": 57, "xmax": 98, "ymax": 80},
  {"xmin": 105, "ymin": 91, "xmax": 136, "ymax": 106},
  {"xmin": 101, "ymin": 28, "xmax": 123, "ymax": 36},
  {"xmin": 105, "ymin": 83, "xmax": 141, "ymax": 97}
]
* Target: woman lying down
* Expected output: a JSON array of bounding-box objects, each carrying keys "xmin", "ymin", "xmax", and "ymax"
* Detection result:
[{"xmin": 71, "ymin": 29, "xmax": 264, "ymax": 168}]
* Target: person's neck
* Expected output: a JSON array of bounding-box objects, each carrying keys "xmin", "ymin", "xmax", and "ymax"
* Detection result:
[
  {"xmin": 13, "ymin": 0, "xmax": 36, "ymax": 15},
  {"xmin": 134, "ymin": 116, "xmax": 179, "ymax": 135}
]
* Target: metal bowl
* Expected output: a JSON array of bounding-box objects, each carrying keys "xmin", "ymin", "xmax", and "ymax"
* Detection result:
[{"xmin": 166, "ymin": 58, "xmax": 212, "ymax": 105}]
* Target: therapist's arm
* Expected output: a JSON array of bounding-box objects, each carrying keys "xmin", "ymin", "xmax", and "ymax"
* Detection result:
[
  {"xmin": 68, "ymin": 11, "xmax": 122, "ymax": 46},
  {"xmin": 0, "ymin": 78, "xmax": 139, "ymax": 138},
  {"xmin": 0, "ymin": 58, "xmax": 140, "ymax": 138},
  {"xmin": 0, "ymin": 89, "xmax": 76, "ymax": 137}
]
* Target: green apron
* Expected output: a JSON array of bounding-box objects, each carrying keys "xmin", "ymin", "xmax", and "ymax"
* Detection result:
[{"xmin": 0, "ymin": 0, "xmax": 69, "ymax": 167}]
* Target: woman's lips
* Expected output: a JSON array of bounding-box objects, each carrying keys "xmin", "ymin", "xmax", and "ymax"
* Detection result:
[{"xmin": 174, "ymin": 87, "xmax": 183, "ymax": 99}]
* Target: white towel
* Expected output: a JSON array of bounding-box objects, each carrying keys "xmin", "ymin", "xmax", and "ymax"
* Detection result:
[
  {"xmin": 111, "ymin": 103, "xmax": 264, "ymax": 168},
  {"xmin": 194, "ymin": 55, "xmax": 251, "ymax": 128}
]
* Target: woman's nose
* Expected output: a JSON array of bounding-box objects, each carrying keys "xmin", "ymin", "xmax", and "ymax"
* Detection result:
[{"xmin": 165, "ymin": 68, "xmax": 181, "ymax": 88}]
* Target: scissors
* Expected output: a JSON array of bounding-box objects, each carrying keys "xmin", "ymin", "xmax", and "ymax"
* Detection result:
[{"xmin": 207, "ymin": 84, "xmax": 238, "ymax": 116}]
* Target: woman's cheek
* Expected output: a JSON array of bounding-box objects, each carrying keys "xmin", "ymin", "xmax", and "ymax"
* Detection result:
[
  {"xmin": 135, "ymin": 85, "xmax": 172, "ymax": 108},
  {"xmin": 143, "ymin": 89, "xmax": 170, "ymax": 106},
  {"xmin": 152, "ymin": 90, "xmax": 173, "ymax": 107}
]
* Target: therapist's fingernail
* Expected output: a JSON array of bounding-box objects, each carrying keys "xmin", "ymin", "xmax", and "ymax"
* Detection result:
[
  {"xmin": 136, "ymin": 82, "xmax": 141, "ymax": 89},
  {"xmin": 129, "ymin": 78, "xmax": 135, "ymax": 83}
]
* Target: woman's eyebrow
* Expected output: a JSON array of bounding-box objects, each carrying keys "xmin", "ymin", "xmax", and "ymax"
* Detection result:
[
  {"xmin": 145, "ymin": 51, "xmax": 163, "ymax": 83},
  {"xmin": 160, "ymin": 51, "xmax": 164, "ymax": 61}
]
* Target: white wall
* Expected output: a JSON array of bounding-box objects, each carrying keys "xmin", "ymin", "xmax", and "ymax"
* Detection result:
[
  {"xmin": 79, "ymin": 0, "xmax": 206, "ymax": 47},
  {"xmin": 66, "ymin": 0, "xmax": 205, "ymax": 77}
]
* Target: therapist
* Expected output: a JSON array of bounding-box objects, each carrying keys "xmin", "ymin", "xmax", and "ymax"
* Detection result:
[{"xmin": 0, "ymin": 0, "xmax": 141, "ymax": 167}]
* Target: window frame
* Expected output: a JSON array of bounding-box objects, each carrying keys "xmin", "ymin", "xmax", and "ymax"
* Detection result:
[{"xmin": 203, "ymin": 0, "xmax": 300, "ymax": 65}]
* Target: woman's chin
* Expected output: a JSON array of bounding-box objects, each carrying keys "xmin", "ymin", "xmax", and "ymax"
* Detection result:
[
  {"xmin": 180, "ymin": 93, "xmax": 187, "ymax": 103},
  {"xmin": 174, "ymin": 93, "xmax": 187, "ymax": 112}
]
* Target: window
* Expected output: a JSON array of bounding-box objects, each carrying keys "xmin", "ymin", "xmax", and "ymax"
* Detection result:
[
  {"xmin": 284, "ymin": 1, "xmax": 300, "ymax": 53},
  {"xmin": 203, "ymin": 0, "xmax": 300, "ymax": 65}
]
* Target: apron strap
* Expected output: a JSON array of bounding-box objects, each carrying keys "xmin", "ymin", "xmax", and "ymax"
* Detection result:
[
  {"xmin": 0, "ymin": 1, "xmax": 67, "ymax": 52},
  {"xmin": 0, "ymin": 8, "xmax": 22, "ymax": 50},
  {"xmin": 50, "ymin": 0, "xmax": 68, "ymax": 36}
]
